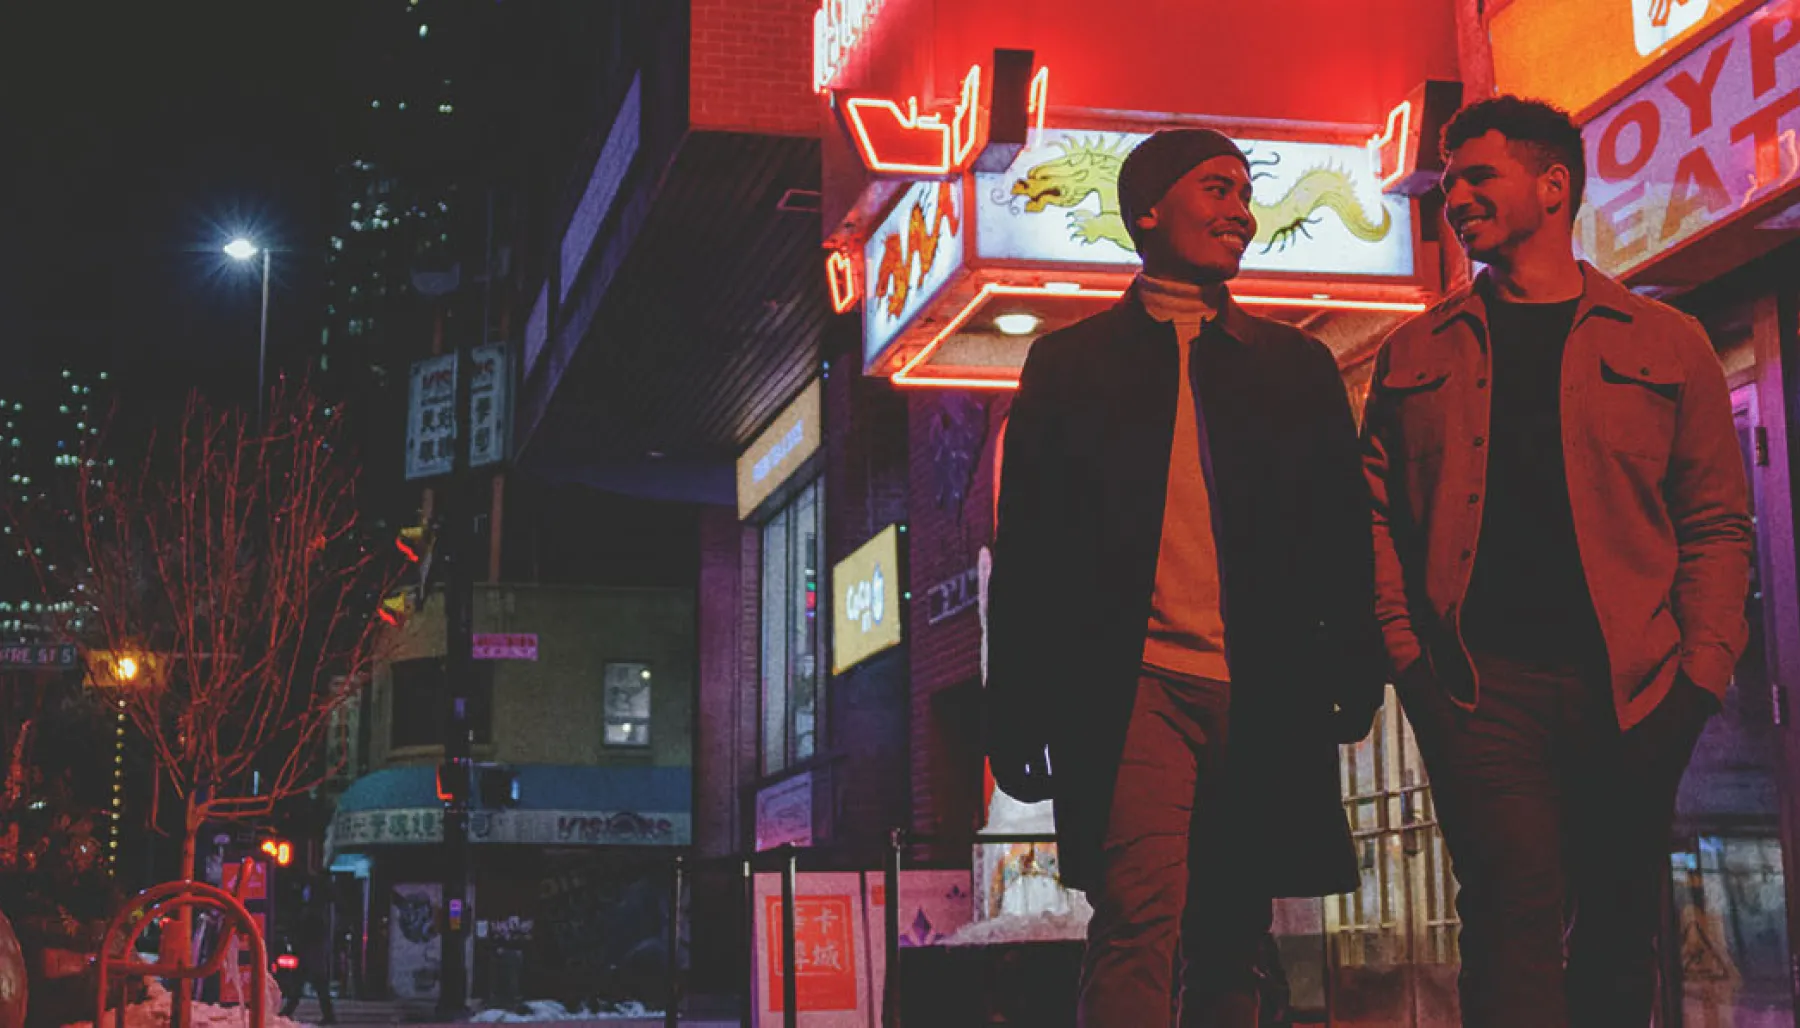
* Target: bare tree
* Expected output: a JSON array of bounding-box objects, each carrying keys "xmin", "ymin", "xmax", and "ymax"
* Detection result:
[{"xmin": 29, "ymin": 386, "xmax": 399, "ymax": 881}]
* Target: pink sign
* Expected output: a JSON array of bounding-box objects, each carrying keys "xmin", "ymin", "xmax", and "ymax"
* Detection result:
[{"xmin": 473, "ymin": 633, "xmax": 537, "ymax": 660}]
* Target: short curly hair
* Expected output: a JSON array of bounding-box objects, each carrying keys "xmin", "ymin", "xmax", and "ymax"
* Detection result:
[{"xmin": 1442, "ymin": 96, "xmax": 1587, "ymax": 214}]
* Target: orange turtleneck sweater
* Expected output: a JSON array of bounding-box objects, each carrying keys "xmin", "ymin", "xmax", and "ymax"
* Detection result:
[{"xmin": 1136, "ymin": 275, "xmax": 1231, "ymax": 683}]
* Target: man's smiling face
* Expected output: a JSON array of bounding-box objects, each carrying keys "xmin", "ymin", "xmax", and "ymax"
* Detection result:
[{"xmin": 1134, "ymin": 155, "xmax": 1257, "ymax": 282}]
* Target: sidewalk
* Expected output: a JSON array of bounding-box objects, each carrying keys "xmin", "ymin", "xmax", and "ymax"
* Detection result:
[{"xmin": 283, "ymin": 996, "xmax": 735, "ymax": 1028}]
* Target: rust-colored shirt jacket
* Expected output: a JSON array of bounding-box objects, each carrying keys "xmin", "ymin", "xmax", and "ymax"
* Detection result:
[{"xmin": 1362, "ymin": 263, "xmax": 1752, "ymax": 730}]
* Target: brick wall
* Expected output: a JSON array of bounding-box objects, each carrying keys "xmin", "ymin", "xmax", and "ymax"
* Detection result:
[
  {"xmin": 690, "ymin": 0, "xmax": 821, "ymax": 136},
  {"xmin": 820, "ymin": 348, "xmax": 913, "ymax": 855},
  {"xmin": 694, "ymin": 505, "xmax": 748, "ymax": 859},
  {"xmin": 906, "ymin": 389, "xmax": 1011, "ymax": 859}
]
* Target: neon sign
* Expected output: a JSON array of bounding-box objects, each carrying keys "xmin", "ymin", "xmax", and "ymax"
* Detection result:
[
  {"xmin": 842, "ymin": 65, "xmax": 984, "ymax": 176},
  {"xmin": 827, "ymin": 250, "xmax": 860, "ymax": 313},
  {"xmin": 1367, "ymin": 100, "xmax": 1412, "ymax": 192},
  {"xmin": 813, "ymin": 0, "xmax": 886, "ymax": 94},
  {"xmin": 1026, "ymin": 66, "xmax": 1050, "ymax": 151},
  {"xmin": 888, "ymin": 284, "xmax": 1426, "ymax": 390}
]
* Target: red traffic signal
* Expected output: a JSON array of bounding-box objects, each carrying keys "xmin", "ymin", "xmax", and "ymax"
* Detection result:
[{"xmin": 259, "ymin": 838, "xmax": 292, "ymax": 866}]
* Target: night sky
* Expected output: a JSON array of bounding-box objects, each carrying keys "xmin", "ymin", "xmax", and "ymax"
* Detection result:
[{"xmin": 2, "ymin": 3, "xmax": 352, "ymax": 414}]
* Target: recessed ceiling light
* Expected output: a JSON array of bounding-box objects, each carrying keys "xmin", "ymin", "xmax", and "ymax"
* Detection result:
[
  {"xmin": 994, "ymin": 312, "xmax": 1041, "ymax": 336},
  {"xmin": 1042, "ymin": 281, "xmax": 1082, "ymax": 294}
]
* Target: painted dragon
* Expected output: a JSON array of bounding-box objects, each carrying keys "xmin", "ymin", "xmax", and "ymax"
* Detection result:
[
  {"xmin": 875, "ymin": 180, "xmax": 961, "ymax": 318},
  {"xmin": 1008, "ymin": 135, "xmax": 1393, "ymax": 254}
]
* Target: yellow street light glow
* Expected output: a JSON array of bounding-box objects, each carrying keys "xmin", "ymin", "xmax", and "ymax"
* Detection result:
[{"xmin": 114, "ymin": 656, "xmax": 139, "ymax": 681}]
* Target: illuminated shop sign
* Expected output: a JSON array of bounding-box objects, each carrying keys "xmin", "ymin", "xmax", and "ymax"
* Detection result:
[
  {"xmin": 1491, "ymin": 0, "xmax": 1759, "ymax": 118},
  {"xmin": 863, "ymin": 179, "xmax": 966, "ymax": 367},
  {"xmin": 832, "ymin": 524, "xmax": 903, "ymax": 674},
  {"xmin": 736, "ymin": 380, "xmax": 823, "ymax": 520},
  {"xmin": 827, "ymin": 250, "xmax": 860, "ymax": 313},
  {"xmin": 841, "ymin": 65, "xmax": 983, "ymax": 176},
  {"xmin": 1575, "ymin": 1, "xmax": 1800, "ymax": 278},
  {"xmin": 813, "ymin": 0, "xmax": 887, "ymax": 93},
  {"xmin": 973, "ymin": 128, "xmax": 1415, "ymax": 278}
]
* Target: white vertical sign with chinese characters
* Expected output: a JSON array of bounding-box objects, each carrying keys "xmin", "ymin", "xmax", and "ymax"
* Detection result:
[
  {"xmin": 404, "ymin": 346, "xmax": 509, "ymax": 481},
  {"xmin": 469, "ymin": 342, "xmax": 510, "ymax": 469},
  {"xmin": 405, "ymin": 354, "xmax": 457, "ymax": 480}
]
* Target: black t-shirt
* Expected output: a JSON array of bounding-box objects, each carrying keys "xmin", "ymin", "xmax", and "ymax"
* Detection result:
[{"xmin": 1460, "ymin": 288, "xmax": 1606, "ymax": 664}]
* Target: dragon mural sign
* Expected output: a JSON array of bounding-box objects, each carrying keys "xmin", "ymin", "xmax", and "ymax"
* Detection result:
[
  {"xmin": 864, "ymin": 178, "xmax": 965, "ymax": 366},
  {"xmin": 974, "ymin": 128, "xmax": 1415, "ymax": 278}
]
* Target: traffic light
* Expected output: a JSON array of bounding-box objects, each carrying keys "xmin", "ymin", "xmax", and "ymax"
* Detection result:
[
  {"xmin": 395, "ymin": 523, "xmax": 432, "ymax": 565},
  {"xmin": 436, "ymin": 758, "xmax": 471, "ymax": 805},
  {"xmin": 259, "ymin": 837, "xmax": 292, "ymax": 866},
  {"xmin": 476, "ymin": 764, "xmax": 519, "ymax": 808}
]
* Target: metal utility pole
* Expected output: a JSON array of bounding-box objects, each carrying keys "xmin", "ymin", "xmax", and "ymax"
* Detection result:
[{"xmin": 437, "ymin": 329, "xmax": 476, "ymax": 1020}]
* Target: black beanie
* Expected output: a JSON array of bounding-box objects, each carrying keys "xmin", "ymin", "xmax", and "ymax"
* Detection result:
[{"xmin": 1118, "ymin": 129, "xmax": 1250, "ymax": 248}]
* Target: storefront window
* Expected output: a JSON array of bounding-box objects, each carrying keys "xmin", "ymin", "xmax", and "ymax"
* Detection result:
[
  {"xmin": 602, "ymin": 662, "xmax": 652, "ymax": 747},
  {"xmin": 761, "ymin": 479, "xmax": 824, "ymax": 775}
]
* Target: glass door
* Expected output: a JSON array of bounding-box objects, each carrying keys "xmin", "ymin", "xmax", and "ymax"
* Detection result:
[{"xmin": 1655, "ymin": 382, "xmax": 1795, "ymax": 1028}]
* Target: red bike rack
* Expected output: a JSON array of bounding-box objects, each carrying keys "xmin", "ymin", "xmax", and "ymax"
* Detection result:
[{"xmin": 94, "ymin": 880, "xmax": 267, "ymax": 1028}]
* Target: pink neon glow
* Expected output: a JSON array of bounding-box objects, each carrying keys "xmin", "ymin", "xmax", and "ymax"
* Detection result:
[
  {"xmin": 1367, "ymin": 100, "xmax": 1413, "ymax": 192},
  {"xmin": 890, "ymin": 283, "xmax": 1427, "ymax": 390},
  {"xmin": 841, "ymin": 65, "xmax": 983, "ymax": 176}
]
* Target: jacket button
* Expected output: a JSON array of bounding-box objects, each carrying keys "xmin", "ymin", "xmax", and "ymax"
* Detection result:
[
  {"xmin": 1468, "ymin": 493, "xmax": 1480, "ymax": 504},
  {"xmin": 1641, "ymin": 367, "xmax": 1651, "ymax": 376},
  {"xmin": 1461, "ymin": 549, "xmax": 1472, "ymax": 560},
  {"xmin": 1476, "ymin": 378, "xmax": 1488, "ymax": 388},
  {"xmin": 1416, "ymin": 371, "xmax": 1427, "ymax": 381},
  {"xmin": 1473, "ymin": 436, "xmax": 1485, "ymax": 447}
]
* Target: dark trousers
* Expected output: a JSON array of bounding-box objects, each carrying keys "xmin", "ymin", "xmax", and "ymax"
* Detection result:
[
  {"xmin": 280, "ymin": 971, "xmax": 336, "ymax": 1023},
  {"xmin": 1399, "ymin": 653, "xmax": 1714, "ymax": 1028},
  {"xmin": 1078, "ymin": 670, "xmax": 1273, "ymax": 1028}
]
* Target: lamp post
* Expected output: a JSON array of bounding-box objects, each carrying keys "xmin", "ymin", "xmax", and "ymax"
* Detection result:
[{"xmin": 224, "ymin": 238, "xmax": 271, "ymax": 424}]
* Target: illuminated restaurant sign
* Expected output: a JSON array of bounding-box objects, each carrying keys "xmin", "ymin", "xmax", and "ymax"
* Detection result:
[
  {"xmin": 813, "ymin": 0, "xmax": 886, "ymax": 93},
  {"xmin": 736, "ymin": 380, "xmax": 823, "ymax": 520},
  {"xmin": 1491, "ymin": 0, "xmax": 1759, "ymax": 118},
  {"xmin": 863, "ymin": 179, "xmax": 966, "ymax": 366},
  {"xmin": 1575, "ymin": 0, "xmax": 1800, "ymax": 278},
  {"xmin": 832, "ymin": 524, "xmax": 903, "ymax": 674},
  {"xmin": 973, "ymin": 128, "xmax": 1415, "ymax": 278}
]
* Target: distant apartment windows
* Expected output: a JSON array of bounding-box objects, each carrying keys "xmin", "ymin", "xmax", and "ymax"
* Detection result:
[
  {"xmin": 603, "ymin": 663, "xmax": 653, "ymax": 748},
  {"xmin": 419, "ymin": 24, "xmax": 429, "ymax": 38},
  {"xmin": 438, "ymin": 104, "xmax": 453, "ymax": 115},
  {"xmin": 388, "ymin": 657, "xmax": 492, "ymax": 749}
]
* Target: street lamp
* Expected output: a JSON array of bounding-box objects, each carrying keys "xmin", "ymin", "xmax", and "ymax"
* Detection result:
[{"xmin": 225, "ymin": 238, "xmax": 272, "ymax": 425}]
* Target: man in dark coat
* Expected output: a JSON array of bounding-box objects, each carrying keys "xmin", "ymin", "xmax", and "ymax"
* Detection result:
[{"xmin": 985, "ymin": 129, "xmax": 1385, "ymax": 1027}]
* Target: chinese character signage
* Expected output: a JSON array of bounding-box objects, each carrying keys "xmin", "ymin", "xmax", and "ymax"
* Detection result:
[
  {"xmin": 863, "ymin": 179, "xmax": 966, "ymax": 368},
  {"xmin": 472, "ymin": 633, "xmax": 537, "ymax": 661},
  {"xmin": 749, "ymin": 870, "xmax": 973, "ymax": 1027},
  {"xmin": 736, "ymin": 380, "xmax": 823, "ymax": 520},
  {"xmin": 832, "ymin": 524, "xmax": 903, "ymax": 674},
  {"xmin": 469, "ymin": 343, "xmax": 510, "ymax": 469},
  {"xmin": 405, "ymin": 354, "xmax": 456, "ymax": 481},
  {"xmin": 405, "ymin": 345, "xmax": 508, "ymax": 481},
  {"xmin": 331, "ymin": 807, "xmax": 691, "ymax": 848},
  {"xmin": 974, "ymin": 128, "xmax": 1415, "ymax": 278},
  {"xmin": 1576, "ymin": 1, "xmax": 1800, "ymax": 279}
]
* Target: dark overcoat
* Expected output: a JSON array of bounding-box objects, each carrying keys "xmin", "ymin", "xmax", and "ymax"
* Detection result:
[{"xmin": 984, "ymin": 286, "xmax": 1385, "ymax": 895}]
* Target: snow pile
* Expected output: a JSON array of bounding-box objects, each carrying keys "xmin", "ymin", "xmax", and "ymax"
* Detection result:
[
  {"xmin": 470, "ymin": 1000, "xmax": 662, "ymax": 1022},
  {"xmin": 63, "ymin": 978, "xmax": 305, "ymax": 1028},
  {"xmin": 938, "ymin": 907, "xmax": 1091, "ymax": 947}
]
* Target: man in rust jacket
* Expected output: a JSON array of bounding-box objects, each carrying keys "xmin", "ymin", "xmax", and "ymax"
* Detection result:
[{"xmin": 1363, "ymin": 97, "xmax": 1752, "ymax": 1027}]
